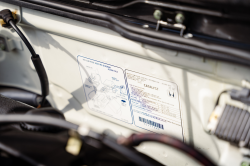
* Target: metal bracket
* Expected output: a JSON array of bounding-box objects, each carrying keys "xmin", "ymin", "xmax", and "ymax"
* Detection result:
[{"xmin": 155, "ymin": 20, "xmax": 186, "ymax": 37}]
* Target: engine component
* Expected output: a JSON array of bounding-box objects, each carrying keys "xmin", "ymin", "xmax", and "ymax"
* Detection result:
[{"xmin": 208, "ymin": 88, "xmax": 250, "ymax": 148}]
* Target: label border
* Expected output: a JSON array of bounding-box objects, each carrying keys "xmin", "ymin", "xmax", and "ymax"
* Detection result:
[
  {"xmin": 77, "ymin": 55, "xmax": 183, "ymax": 140},
  {"xmin": 125, "ymin": 69, "xmax": 184, "ymax": 140},
  {"xmin": 77, "ymin": 55, "xmax": 133, "ymax": 124}
]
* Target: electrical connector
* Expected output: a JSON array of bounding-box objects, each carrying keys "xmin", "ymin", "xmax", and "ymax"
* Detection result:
[
  {"xmin": 0, "ymin": 9, "xmax": 17, "ymax": 27},
  {"xmin": 230, "ymin": 88, "xmax": 250, "ymax": 105}
]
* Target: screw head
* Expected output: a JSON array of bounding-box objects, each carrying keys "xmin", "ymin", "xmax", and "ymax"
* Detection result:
[
  {"xmin": 153, "ymin": 10, "xmax": 162, "ymax": 20},
  {"xmin": 175, "ymin": 13, "xmax": 185, "ymax": 24}
]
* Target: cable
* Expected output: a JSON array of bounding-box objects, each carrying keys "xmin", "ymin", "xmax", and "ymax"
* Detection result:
[
  {"xmin": 92, "ymin": 0, "xmax": 222, "ymax": 17},
  {"xmin": 0, "ymin": 114, "xmax": 78, "ymax": 130},
  {"xmin": 0, "ymin": 142, "xmax": 44, "ymax": 166},
  {"xmin": 102, "ymin": 138, "xmax": 157, "ymax": 166},
  {"xmin": 214, "ymin": 90, "xmax": 229, "ymax": 108},
  {"xmin": 0, "ymin": 9, "xmax": 49, "ymax": 107},
  {"xmin": 9, "ymin": 20, "xmax": 37, "ymax": 58},
  {"xmin": 9, "ymin": 19, "xmax": 49, "ymax": 107},
  {"xmin": 118, "ymin": 133, "xmax": 216, "ymax": 166}
]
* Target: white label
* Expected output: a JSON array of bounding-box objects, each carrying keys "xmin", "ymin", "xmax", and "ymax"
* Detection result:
[
  {"xmin": 77, "ymin": 56, "xmax": 133, "ymax": 124},
  {"xmin": 126, "ymin": 70, "xmax": 183, "ymax": 137}
]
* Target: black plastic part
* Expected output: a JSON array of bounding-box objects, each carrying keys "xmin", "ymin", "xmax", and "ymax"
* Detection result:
[
  {"xmin": 0, "ymin": 9, "xmax": 14, "ymax": 25},
  {"xmin": 230, "ymin": 88, "xmax": 250, "ymax": 105},
  {"xmin": 0, "ymin": 127, "xmax": 78, "ymax": 166},
  {"xmin": 0, "ymin": 86, "xmax": 51, "ymax": 107},
  {"xmin": 31, "ymin": 55, "xmax": 49, "ymax": 105},
  {"xmin": 214, "ymin": 105, "xmax": 250, "ymax": 148},
  {"xmin": 0, "ymin": 94, "xmax": 33, "ymax": 114},
  {"xmin": 0, "ymin": 142, "xmax": 42, "ymax": 166},
  {"xmin": 21, "ymin": 108, "xmax": 65, "ymax": 132}
]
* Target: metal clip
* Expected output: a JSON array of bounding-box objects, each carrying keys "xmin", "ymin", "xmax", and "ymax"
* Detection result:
[{"xmin": 155, "ymin": 20, "xmax": 186, "ymax": 37}]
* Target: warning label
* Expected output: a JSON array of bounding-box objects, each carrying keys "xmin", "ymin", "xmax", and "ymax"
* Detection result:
[
  {"xmin": 126, "ymin": 70, "xmax": 182, "ymax": 136},
  {"xmin": 78, "ymin": 56, "xmax": 183, "ymax": 138}
]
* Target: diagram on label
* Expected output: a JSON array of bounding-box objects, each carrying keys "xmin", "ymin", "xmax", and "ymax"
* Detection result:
[
  {"xmin": 126, "ymin": 70, "xmax": 183, "ymax": 138},
  {"xmin": 77, "ymin": 56, "xmax": 133, "ymax": 124}
]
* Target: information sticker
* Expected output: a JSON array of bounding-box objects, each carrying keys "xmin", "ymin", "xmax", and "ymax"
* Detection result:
[
  {"xmin": 77, "ymin": 56, "xmax": 133, "ymax": 124},
  {"xmin": 126, "ymin": 70, "xmax": 183, "ymax": 136}
]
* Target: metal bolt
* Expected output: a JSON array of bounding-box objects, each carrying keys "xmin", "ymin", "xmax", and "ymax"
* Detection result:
[
  {"xmin": 175, "ymin": 13, "xmax": 185, "ymax": 24},
  {"xmin": 153, "ymin": 10, "xmax": 162, "ymax": 20}
]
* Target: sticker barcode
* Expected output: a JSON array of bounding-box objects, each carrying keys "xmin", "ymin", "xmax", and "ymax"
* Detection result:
[{"xmin": 139, "ymin": 117, "xmax": 164, "ymax": 129}]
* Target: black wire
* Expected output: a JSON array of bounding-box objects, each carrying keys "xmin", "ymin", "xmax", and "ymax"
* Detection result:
[
  {"xmin": 0, "ymin": 114, "xmax": 78, "ymax": 130},
  {"xmin": 102, "ymin": 138, "xmax": 156, "ymax": 166},
  {"xmin": 41, "ymin": 97, "xmax": 46, "ymax": 107},
  {"xmin": 9, "ymin": 20, "xmax": 37, "ymax": 58},
  {"xmin": 0, "ymin": 142, "xmax": 43, "ymax": 166},
  {"xmin": 122, "ymin": 133, "xmax": 216, "ymax": 166},
  {"xmin": 9, "ymin": 19, "xmax": 49, "ymax": 107},
  {"xmin": 214, "ymin": 90, "xmax": 229, "ymax": 108}
]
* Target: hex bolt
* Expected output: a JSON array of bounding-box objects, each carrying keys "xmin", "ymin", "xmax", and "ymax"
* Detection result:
[
  {"xmin": 153, "ymin": 10, "xmax": 162, "ymax": 20},
  {"xmin": 175, "ymin": 13, "xmax": 185, "ymax": 24}
]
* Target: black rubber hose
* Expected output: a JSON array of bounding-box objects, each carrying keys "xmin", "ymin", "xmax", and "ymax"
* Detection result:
[
  {"xmin": 0, "ymin": 142, "xmax": 43, "ymax": 166},
  {"xmin": 9, "ymin": 19, "xmax": 49, "ymax": 106},
  {"xmin": 18, "ymin": 0, "xmax": 250, "ymax": 62},
  {"xmin": 92, "ymin": 0, "xmax": 222, "ymax": 17},
  {"xmin": 102, "ymin": 138, "xmax": 156, "ymax": 166},
  {"xmin": 110, "ymin": 24, "xmax": 250, "ymax": 65},
  {"xmin": 0, "ymin": 86, "xmax": 41, "ymax": 107},
  {"xmin": 9, "ymin": 20, "xmax": 37, "ymax": 58},
  {"xmin": 120, "ymin": 133, "xmax": 216, "ymax": 166},
  {"xmin": 0, "ymin": 114, "xmax": 78, "ymax": 130},
  {"xmin": 31, "ymin": 55, "xmax": 49, "ymax": 106}
]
